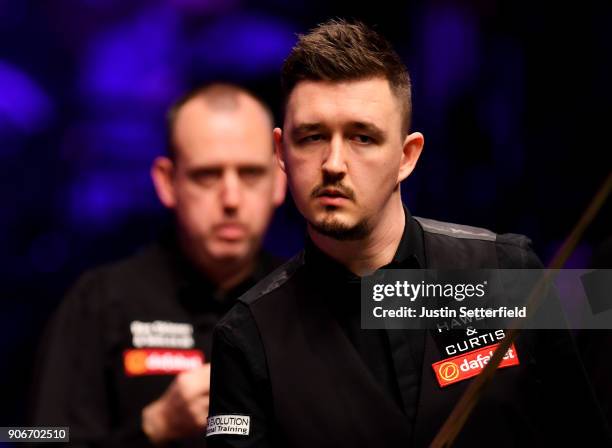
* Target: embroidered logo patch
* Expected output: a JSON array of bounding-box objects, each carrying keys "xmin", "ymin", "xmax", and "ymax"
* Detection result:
[
  {"xmin": 129, "ymin": 320, "xmax": 195, "ymax": 348},
  {"xmin": 206, "ymin": 415, "xmax": 250, "ymax": 437},
  {"xmin": 432, "ymin": 343, "xmax": 519, "ymax": 387},
  {"xmin": 123, "ymin": 349, "xmax": 204, "ymax": 376}
]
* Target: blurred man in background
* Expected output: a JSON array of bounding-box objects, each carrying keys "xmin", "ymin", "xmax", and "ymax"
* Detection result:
[{"xmin": 30, "ymin": 83, "xmax": 286, "ymax": 446}]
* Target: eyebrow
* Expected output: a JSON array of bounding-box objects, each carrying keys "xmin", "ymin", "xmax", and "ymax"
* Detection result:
[
  {"xmin": 187, "ymin": 162, "xmax": 269, "ymax": 172},
  {"xmin": 289, "ymin": 123, "xmax": 326, "ymax": 141},
  {"xmin": 289, "ymin": 121, "xmax": 386, "ymax": 142},
  {"xmin": 186, "ymin": 166, "xmax": 222, "ymax": 177},
  {"xmin": 347, "ymin": 121, "xmax": 386, "ymax": 141}
]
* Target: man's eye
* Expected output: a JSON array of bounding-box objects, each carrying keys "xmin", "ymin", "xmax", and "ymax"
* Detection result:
[
  {"xmin": 239, "ymin": 167, "xmax": 266, "ymax": 181},
  {"xmin": 300, "ymin": 134, "xmax": 323, "ymax": 144},
  {"xmin": 352, "ymin": 135, "xmax": 374, "ymax": 144},
  {"xmin": 192, "ymin": 170, "xmax": 221, "ymax": 185}
]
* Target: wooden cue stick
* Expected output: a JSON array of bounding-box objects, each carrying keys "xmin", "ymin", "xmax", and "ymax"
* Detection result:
[{"xmin": 430, "ymin": 171, "xmax": 612, "ymax": 448}]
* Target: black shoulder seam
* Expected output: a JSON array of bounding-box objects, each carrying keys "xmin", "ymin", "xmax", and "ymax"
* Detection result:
[
  {"xmin": 239, "ymin": 251, "xmax": 305, "ymax": 305},
  {"xmin": 414, "ymin": 216, "xmax": 497, "ymax": 242},
  {"xmin": 496, "ymin": 233, "xmax": 535, "ymax": 268},
  {"xmin": 495, "ymin": 233, "xmax": 532, "ymax": 248}
]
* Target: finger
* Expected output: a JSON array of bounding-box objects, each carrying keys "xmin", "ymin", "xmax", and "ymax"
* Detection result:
[
  {"xmin": 200, "ymin": 363, "xmax": 211, "ymax": 393},
  {"xmin": 189, "ymin": 396, "xmax": 210, "ymax": 427},
  {"xmin": 179, "ymin": 365, "xmax": 211, "ymax": 396}
]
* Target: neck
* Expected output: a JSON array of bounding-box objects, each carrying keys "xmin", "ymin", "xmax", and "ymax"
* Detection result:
[
  {"xmin": 177, "ymin": 233, "xmax": 257, "ymax": 292},
  {"xmin": 309, "ymin": 198, "xmax": 405, "ymax": 276},
  {"xmin": 200, "ymin": 258, "xmax": 256, "ymax": 292}
]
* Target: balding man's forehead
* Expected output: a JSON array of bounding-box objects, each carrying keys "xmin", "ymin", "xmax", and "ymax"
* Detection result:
[
  {"xmin": 166, "ymin": 84, "xmax": 274, "ymax": 161},
  {"xmin": 187, "ymin": 91, "xmax": 273, "ymax": 126},
  {"xmin": 171, "ymin": 96, "xmax": 274, "ymax": 164},
  {"xmin": 199, "ymin": 86, "xmax": 241, "ymax": 111},
  {"xmin": 174, "ymin": 93, "xmax": 274, "ymax": 132}
]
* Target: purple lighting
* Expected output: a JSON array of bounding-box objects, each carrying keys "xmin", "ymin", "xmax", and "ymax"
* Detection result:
[
  {"xmin": 190, "ymin": 13, "xmax": 296, "ymax": 76},
  {"xmin": 422, "ymin": 5, "xmax": 478, "ymax": 107},
  {"xmin": 68, "ymin": 169, "xmax": 157, "ymax": 228},
  {"xmin": 79, "ymin": 5, "xmax": 182, "ymax": 106},
  {"xmin": 167, "ymin": 0, "xmax": 240, "ymax": 15},
  {"xmin": 60, "ymin": 119, "xmax": 163, "ymax": 163},
  {"xmin": 0, "ymin": 60, "xmax": 54, "ymax": 135}
]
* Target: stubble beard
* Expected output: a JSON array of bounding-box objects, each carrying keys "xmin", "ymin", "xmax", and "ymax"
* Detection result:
[{"xmin": 309, "ymin": 208, "xmax": 370, "ymax": 241}]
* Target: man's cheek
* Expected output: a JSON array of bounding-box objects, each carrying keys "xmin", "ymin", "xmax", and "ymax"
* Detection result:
[{"xmin": 296, "ymin": 176, "xmax": 315, "ymax": 197}]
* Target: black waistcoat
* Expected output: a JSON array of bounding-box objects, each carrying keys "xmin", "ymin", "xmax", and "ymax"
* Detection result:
[{"xmin": 244, "ymin": 218, "xmax": 562, "ymax": 447}]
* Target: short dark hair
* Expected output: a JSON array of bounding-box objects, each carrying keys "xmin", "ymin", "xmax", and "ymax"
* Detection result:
[
  {"xmin": 165, "ymin": 82, "xmax": 273, "ymax": 159},
  {"xmin": 281, "ymin": 19, "xmax": 413, "ymax": 135}
]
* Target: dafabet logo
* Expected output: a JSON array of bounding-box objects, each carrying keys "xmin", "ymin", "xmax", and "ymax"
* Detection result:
[
  {"xmin": 432, "ymin": 343, "xmax": 520, "ymax": 387},
  {"xmin": 123, "ymin": 349, "xmax": 204, "ymax": 376},
  {"xmin": 438, "ymin": 361, "xmax": 460, "ymax": 382}
]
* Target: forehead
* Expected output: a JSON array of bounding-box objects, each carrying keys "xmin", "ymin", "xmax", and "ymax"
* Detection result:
[
  {"xmin": 285, "ymin": 78, "xmax": 400, "ymax": 128},
  {"xmin": 173, "ymin": 95, "xmax": 273, "ymax": 166}
]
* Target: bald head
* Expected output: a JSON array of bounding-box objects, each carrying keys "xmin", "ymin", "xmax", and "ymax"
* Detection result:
[
  {"xmin": 167, "ymin": 83, "xmax": 274, "ymax": 160},
  {"xmin": 151, "ymin": 82, "xmax": 286, "ymax": 285}
]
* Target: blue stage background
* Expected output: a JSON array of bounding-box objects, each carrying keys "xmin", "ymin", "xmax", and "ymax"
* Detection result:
[{"xmin": 1, "ymin": 0, "xmax": 610, "ymax": 428}]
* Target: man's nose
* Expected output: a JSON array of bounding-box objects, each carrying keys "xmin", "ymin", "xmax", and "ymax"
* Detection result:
[
  {"xmin": 220, "ymin": 170, "xmax": 241, "ymax": 210},
  {"xmin": 321, "ymin": 135, "xmax": 347, "ymax": 179}
]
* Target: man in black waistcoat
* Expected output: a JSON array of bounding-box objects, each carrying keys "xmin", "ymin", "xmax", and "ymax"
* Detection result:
[
  {"xmin": 207, "ymin": 21, "xmax": 609, "ymax": 447},
  {"xmin": 30, "ymin": 83, "xmax": 286, "ymax": 447}
]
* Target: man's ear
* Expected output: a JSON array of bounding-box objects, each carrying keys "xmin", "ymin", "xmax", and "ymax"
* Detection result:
[
  {"xmin": 272, "ymin": 163, "xmax": 287, "ymax": 207},
  {"xmin": 273, "ymin": 127, "xmax": 286, "ymax": 173},
  {"xmin": 271, "ymin": 127, "xmax": 287, "ymax": 207},
  {"xmin": 397, "ymin": 132, "xmax": 424, "ymax": 183},
  {"xmin": 151, "ymin": 156, "xmax": 177, "ymax": 209}
]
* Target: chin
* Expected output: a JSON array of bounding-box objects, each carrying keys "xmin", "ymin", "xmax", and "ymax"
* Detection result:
[
  {"xmin": 312, "ymin": 204, "xmax": 347, "ymax": 221},
  {"xmin": 310, "ymin": 213, "xmax": 369, "ymax": 241},
  {"xmin": 317, "ymin": 206, "xmax": 356, "ymax": 225},
  {"xmin": 207, "ymin": 241, "xmax": 253, "ymax": 263}
]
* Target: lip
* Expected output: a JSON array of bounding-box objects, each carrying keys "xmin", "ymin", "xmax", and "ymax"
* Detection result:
[
  {"xmin": 316, "ymin": 188, "xmax": 351, "ymax": 206},
  {"xmin": 317, "ymin": 195, "xmax": 349, "ymax": 206},
  {"xmin": 214, "ymin": 223, "xmax": 247, "ymax": 240},
  {"xmin": 319, "ymin": 188, "xmax": 348, "ymax": 198}
]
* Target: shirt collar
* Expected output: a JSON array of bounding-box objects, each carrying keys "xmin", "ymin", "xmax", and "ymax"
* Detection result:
[
  {"xmin": 389, "ymin": 204, "xmax": 426, "ymax": 269},
  {"xmin": 304, "ymin": 204, "xmax": 425, "ymax": 283},
  {"xmin": 159, "ymin": 230, "xmax": 279, "ymax": 312}
]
